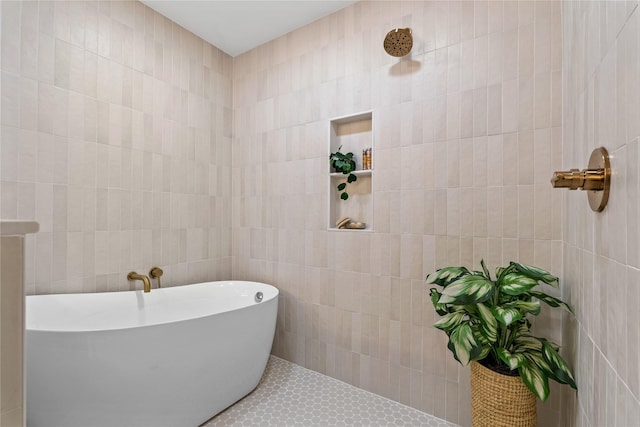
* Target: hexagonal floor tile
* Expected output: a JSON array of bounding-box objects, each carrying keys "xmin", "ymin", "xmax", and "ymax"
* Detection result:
[{"xmin": 202, "ymin": 356, "xmax": 458, "ymax": 427}]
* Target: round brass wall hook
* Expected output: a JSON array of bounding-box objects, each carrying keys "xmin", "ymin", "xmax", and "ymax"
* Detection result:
[{"xmin": 550, "ymin": 147, "xmax": 610, "ymax": 212}]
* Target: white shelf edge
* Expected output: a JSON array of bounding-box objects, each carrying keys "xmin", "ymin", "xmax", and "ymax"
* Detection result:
[
  {"xmin": 329, "ymin": 110, "xmax": 373, "ymax": 125},
  {"xmin": 327, "ymin": 227, "xmax": 373, "ymax": 232},
  {"xmin": 329, "ymin": 170, "xmax": 372, "ymax": 177}
]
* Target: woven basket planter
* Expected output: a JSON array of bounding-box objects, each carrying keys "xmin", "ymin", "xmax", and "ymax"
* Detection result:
[{"xmin": 470, "ymin": 361, "xmax": 537, "ymax": 427}]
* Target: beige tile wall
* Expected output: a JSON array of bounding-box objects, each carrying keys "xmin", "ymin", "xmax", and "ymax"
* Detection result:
[
  {"xmin": 8, "ymin": 1, "xmax": 636, "ymax": 426},
  {"xmin": 561, "ymin": 1, "xmax": 640, "ymax": 425},
  {"xmin": 233, "ymin": 1, "xmax": 564, "ymax": 425},
  {"xmin": 0, "ymin": 0, "xmax": 234, "ymax": 294}
]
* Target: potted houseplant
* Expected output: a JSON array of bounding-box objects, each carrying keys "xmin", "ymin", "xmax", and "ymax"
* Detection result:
[
  {"xmin": 427, "ymin": 261, "xmax": 577, "ymax": 427},
  {"xmin": 330, "ymin": 146, "xmax": 357, "ymax": 200}
]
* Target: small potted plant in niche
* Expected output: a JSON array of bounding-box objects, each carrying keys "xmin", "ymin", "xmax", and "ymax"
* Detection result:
[
  {"xmin": 330, "ymin": 146, "xmax": 357, "ymax": 200},
  {"xmin": 427, "ymin": 261, "xmax": 577, "ymax": 427}
]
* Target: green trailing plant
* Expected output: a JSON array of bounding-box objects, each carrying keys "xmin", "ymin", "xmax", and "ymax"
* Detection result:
[
  {"xmin": 330, "ymin": 146, "xmax": 357, "ymax": 200},
  {"xmin": 427, "ymin": 260, "xmax": 577, "ymax": 401}
]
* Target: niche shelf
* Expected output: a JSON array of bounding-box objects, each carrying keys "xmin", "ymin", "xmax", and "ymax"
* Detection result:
[{"xmin": 328, "ymin": 111, "xmax": 374, "ymax": 231}]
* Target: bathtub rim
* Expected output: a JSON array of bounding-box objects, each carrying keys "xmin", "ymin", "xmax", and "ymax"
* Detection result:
[{"xmin": 26, "ymin": 280, "xmax": 279, "ymax": 333}]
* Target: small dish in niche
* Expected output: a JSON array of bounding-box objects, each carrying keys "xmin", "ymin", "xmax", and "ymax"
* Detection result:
[
  {"xmin": 336, "ymin": 217, "xmax": 351, "ymax": 229},
  {"xmin": 345, "ymin": 222, "xmax": 365, "ymax": 229}
]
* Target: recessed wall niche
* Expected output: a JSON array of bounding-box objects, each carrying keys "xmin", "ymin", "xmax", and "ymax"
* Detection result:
[{"xmin": 328, "ymin": 112, "xmax": 374, "ymax": 231}]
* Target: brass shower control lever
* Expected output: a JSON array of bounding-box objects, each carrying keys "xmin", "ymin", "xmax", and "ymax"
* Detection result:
[
  {"xmin": 550, "ymin": 147, "xmax": 610, "ymax": 212},
  {"xmin": 550, "ymin": 169, "xmax": 606, "ymax": 191}
]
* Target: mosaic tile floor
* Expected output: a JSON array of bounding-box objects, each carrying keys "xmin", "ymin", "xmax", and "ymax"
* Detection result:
[{"xmin": 204, "ymin": 356, "xmax": 458, "ymax": 427}]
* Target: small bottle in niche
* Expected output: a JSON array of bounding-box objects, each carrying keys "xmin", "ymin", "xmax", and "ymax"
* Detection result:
[{"xmin": 362, "ymin": 148, "xmax": 372, "ymax": 170}]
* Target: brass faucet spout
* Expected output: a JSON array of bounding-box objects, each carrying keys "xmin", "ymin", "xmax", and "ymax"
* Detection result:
[{"xmin": 127, "ymin": 272, "xmax": 151, "ymax": 293}]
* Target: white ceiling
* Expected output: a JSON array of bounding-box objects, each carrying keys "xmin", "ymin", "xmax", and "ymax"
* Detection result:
[{"xmin": 142, "ymin": 1, "xmax": 357, "ymax": 57}]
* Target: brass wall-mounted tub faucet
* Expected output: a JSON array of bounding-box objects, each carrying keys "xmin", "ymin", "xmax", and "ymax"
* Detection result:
[
  {"xmin": 127, "ymin": 271, "xmax": 151, "ymax": 293},
  {"xmin": 149, "ymin": 267, "xmax": 163, "ymax": 288}
]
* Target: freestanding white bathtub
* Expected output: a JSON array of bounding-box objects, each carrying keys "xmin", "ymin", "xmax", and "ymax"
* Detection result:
[{"xmin": 26, "ymin": 281, "xmax": 278, "ymax": 427}]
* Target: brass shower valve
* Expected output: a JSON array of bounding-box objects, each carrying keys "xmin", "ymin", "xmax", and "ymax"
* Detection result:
[{"xmin": 550, "ymin": 147, "xmax": 610, "ymax": 212}]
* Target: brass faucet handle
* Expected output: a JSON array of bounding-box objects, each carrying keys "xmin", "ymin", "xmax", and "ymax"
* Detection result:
[
  {"xmin": 582, "ymin": 169, "xmax": 606, "ymax": 191},
  {"xmin": 550, "ymin": 169, "xmax": 584, "ymax": 190},
  {"xmin": 551, "ymin": 168, "xmax": 606, "ymax": 191},
  {"xmin": 149, "ymin": 267, "xmax": 163, "ymax": 278},
  {"xmin": 149, "ymin": 267, "xmax": 163, "ymax": 288}
]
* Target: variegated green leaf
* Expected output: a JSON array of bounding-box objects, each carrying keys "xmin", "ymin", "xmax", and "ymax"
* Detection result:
[
  {"xmin": 439, "ymin": 275, "xmax": 494, "ymax": 305},
  {"xmin": 510, "ymin": 262, "xmax": 559, "ymax": 287},
  {"xmin": 476, "ymin": 302, "xmax": 498, "ymax": 342},
  {"xmin": 519, "ymin": 359, "xmax": 550, "ymax": 401},
  {"xmin": 523, "ymin": 345, "xmax": 578, "ymax": 392},
  {"xmin": 514, "ymin": 321, "xmax": 529, "ymax": 332},
  {"xmin": 528, "ymin": 291, "xmax": 574, "ymax": 313},
  {"xmin": 426, "ymin": 267, "xmax": 470, "ymax": 287},
  {"xmin": 480, "ymin": 259, "xmax": 491, "ymax": 279},
  {"xmin": 507, "ymin": 300, "xmax": 541, "ymax": 316},
  {"xmin": 525, "ymin": 349, "xmax": 554, "ymax": 374},
  {"xmin": 541, "ymin": 339, "xmax": 577, "ymax": 389},
  {"xmin": 513, "ymin": 337, "xmax": 543, "ymax": 353},
  {"xmin": 497, "ymin": 347, "xmax": 527, "ymax": 370},
  {"xmin": 448, "ymin": 323, "xmax": 482, "ymax": 366},
  {"xmin": 470, "ymin": 325, "xmax": 492, "ymax": 361},
  {"xmin": 471, "ymin": 324, "xmax": 490, "ymax": 346},
  {"xmin": 499, "ymin": 272, "xmax": 539, "ymax": 296},
  {"xmin": 434, "ymin": 311, "xmax": 466, "ymax": 332},
  {"xmin": 429, "ymin": 288, "xmax": 449, "ymax": 315},
  {"xmin": 545, "ymin": 339, "xmax": 561, "ymax": 352},
  {"xmin": 477, "ymin": 346, "xmax": 491, "ymax": 360},
  {"xmin": 491, "ymin": 306, "xmax": 522, "ymax": 326}
]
